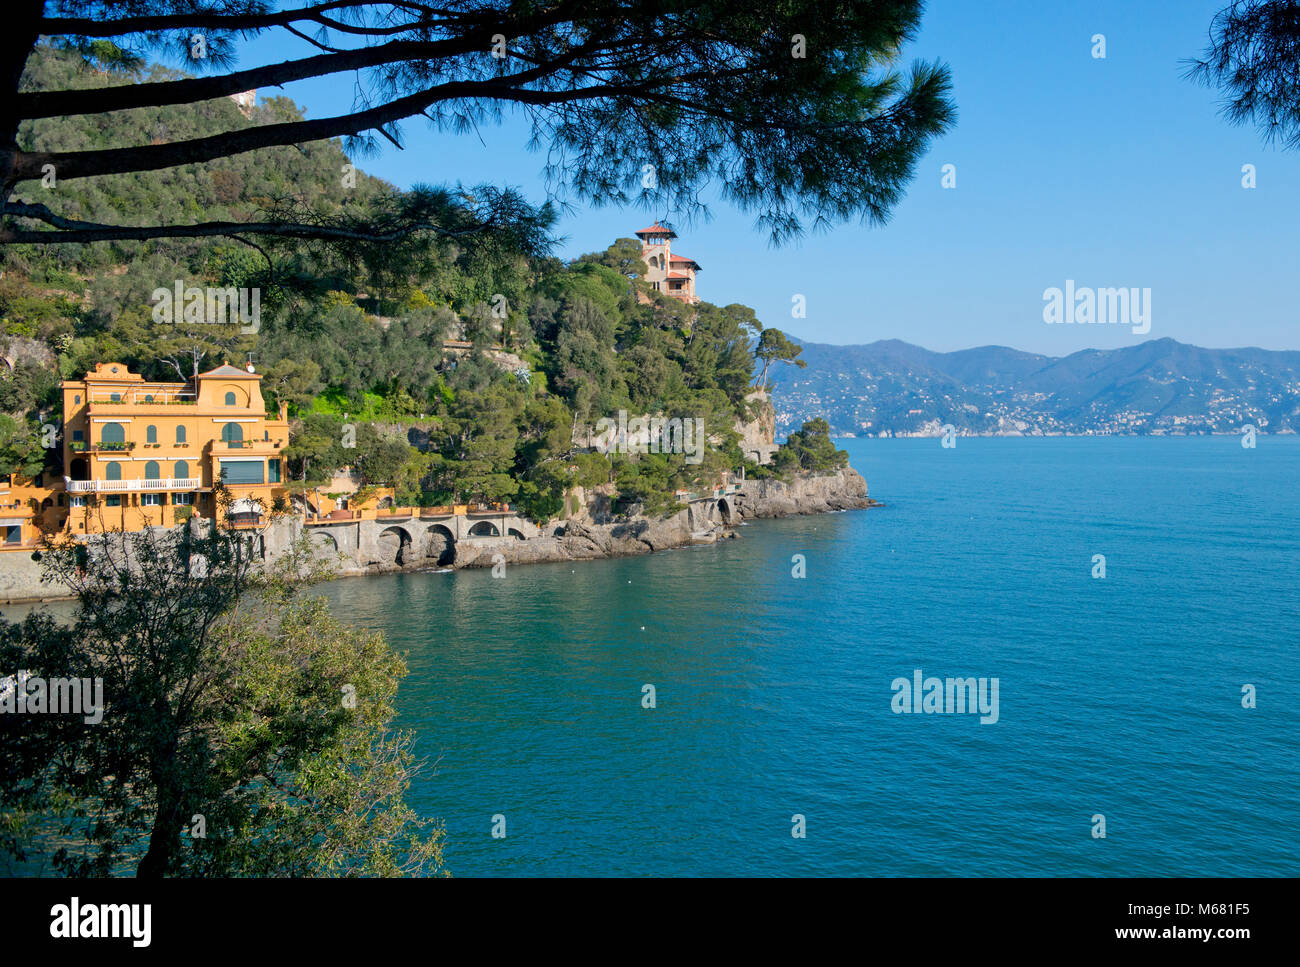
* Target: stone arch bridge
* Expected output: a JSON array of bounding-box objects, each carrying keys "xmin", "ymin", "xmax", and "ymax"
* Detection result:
[
  {"xmin": 303, "ymin": 508, "xmax": 540, "ymax": 569},
  {"xmin": 295, "ymin": 491, "xmax": 740, "ymax": 570}
]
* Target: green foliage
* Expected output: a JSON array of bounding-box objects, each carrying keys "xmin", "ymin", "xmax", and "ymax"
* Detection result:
[
  {"xmin": 613, "ymin": 454, "xmax": 679, "ymax": 518},
  {"xmin": 773, "ymin": 418, "xmax": 849, "ymax": 475},
  {"xmin": 428, "ymin": 384, "xmax": 523, "ymax": 504},
  {"xmin": 0, "ymin": 413, "xmax": 46, "ymax": 478},
  {"xmin": 351, "ymin": 425, "xmax": 415, "ymax": 488},
  {"xmin": 571, "ymin": 452, "xmax": 614, "ymax": 490},
  {"xmin": 577, "ymin": 238, "xmax": 648, "ymax": 279},
  {"xmin": 1187, "ymin": 1, "xmax": 1300, "ymax": 151},
  {"xmin": 0, "ymin": 525, "xmax": 443, "ymax": 876},
  {"xmin": 755, "ymin": 327, "xmax": 807, "ymax": 389},
  {"xmin": 283, "ymin": 412, "xmax": 348, "ymax": 485}
]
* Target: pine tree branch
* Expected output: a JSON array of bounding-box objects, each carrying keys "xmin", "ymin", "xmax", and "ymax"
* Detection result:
[
  {"xmin": 1, "ymin": 200, "xmax": 499, "ymax": 244},
  {"xmin": 11, "ymin": 55, "xmax": 624, "ymax": 183}
]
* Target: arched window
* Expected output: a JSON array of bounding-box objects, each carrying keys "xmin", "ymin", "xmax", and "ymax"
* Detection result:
[
  {"xmin": 101, "ymin": 422, "xmax": 125, "ymax": 445},
  {"xmin": 144, "ymin": 394, "xmax": 154, "ymax": 402},
  {"xmin": 174, "ymin": 461, "xmax": 189, "ymax": 479},
  {"xmin": 105, "ymin": 462, "xmax": 122, "ymax": 481},
  {"xmin": 225, "ymin": 391, "xmax": 237, "ymax": 405},
  {"xmin": 176, "ymin": 425, "xmax": 187, "ymax": 444},
  {"xmin": 146, "ymin": 425, "xmax": 157, "ymax": 444},
  {"xmin": 221, "ymin": 422, "xmax": 244, "ymax": 447},
  {"xmin": 144, "ymin": 461, "xmax": 160, "ymax": 480},
  {"xmin": 74, "ymin": 394, "xmax": 81, "ymax": 406}
]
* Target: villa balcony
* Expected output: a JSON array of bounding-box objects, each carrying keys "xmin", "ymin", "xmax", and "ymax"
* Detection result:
[
  {"xmin": 66, "ymin": 478, "xmax": 201, "ymax": 493},
  {"xmin": 217, "ymin": 439, "xmax": 285, "ymax": 451},
  {"xmin": 88, "ymin": 389, "xmax": 197, "ymax": 408},
  {"xmin": 70, "ymin": 440, "xmax": 136, "ymax": 453}
]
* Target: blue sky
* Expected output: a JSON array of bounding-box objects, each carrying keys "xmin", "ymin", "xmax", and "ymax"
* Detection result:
[{"xmin": 234, "ymin": 0, "xmax": 1300, "ymax": 354}]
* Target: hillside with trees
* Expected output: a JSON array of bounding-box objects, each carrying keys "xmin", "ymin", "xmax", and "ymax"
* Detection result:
[{"xmin": 2, "ymin": 44, "xmax": 837, "ymax": 522}]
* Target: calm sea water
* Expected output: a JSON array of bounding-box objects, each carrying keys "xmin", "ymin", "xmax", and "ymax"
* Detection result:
[{"xmin": 320, "ymin": 437, "xmax": 1300, "ymax": 877}]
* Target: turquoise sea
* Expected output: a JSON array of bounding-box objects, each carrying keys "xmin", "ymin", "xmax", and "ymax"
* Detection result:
[{"xmin": 320, "ymin": 437, "xmax": 1300, "ymax": 876}]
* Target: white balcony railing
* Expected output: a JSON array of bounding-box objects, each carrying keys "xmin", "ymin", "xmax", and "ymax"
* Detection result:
[{"xmin": 66, "ymin": 478, "xmax": 201, "ymax": 493}]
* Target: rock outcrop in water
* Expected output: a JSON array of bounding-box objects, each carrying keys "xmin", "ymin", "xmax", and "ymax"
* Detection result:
[{"xmin": 737, "ymin": 466, "xmax": 877, "ymax": 517}]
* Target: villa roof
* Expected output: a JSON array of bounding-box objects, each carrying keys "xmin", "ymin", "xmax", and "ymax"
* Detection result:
[
  {"xmin": 197, "ymin": 363, "xmax": 257, "ymax": 378},
  {"xmin": 634, "ymin": 222, "xmax": 677, "ymax": 238},
  {"xmin": 669, "ymin": 255, "xmax": 700, "ymax": 268},
  {"xmin": 195, "ymin": 363, "xmax": 258, "ymax": 379},
  {"xmin": 80, "ymin": 362, "xmax": 144, "ymax": 382},
  {"xmin": 666, "ymin": 272, "xmax": 691, "ymax": 280}
]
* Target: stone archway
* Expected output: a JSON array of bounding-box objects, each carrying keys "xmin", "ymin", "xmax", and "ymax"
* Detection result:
[
  {"xmin": 717, "ymin": 497, "xmax": 733, "ymax": 525},
  {"xmin": 377, "ymin": 525, "xmax": 413, "ymax": 566},
  {"xmin": 310, "ymin": 530, "xmax": 339, "ymax": 557},
  {"xmin": 423, "ymin": 524, "xmax": 456, "ymax": 566},
  {"xmin": 467, "ymin": 520, "xmax": 500, "ymax": 537}
]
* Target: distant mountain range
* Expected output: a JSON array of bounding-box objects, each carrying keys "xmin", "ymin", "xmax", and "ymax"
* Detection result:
[{"xmin": 767, "ymin": 337, "xmax": 1300, "ymax": 437}]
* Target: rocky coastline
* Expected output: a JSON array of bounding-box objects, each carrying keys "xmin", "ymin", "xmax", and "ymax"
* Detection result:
[
  {"xmin": 450, "ymin": 465, "xmax": 880, "ymax": 570},
  {"xmin": 0, "ymin": 466, "xmax": 880, "ymax": 604}
]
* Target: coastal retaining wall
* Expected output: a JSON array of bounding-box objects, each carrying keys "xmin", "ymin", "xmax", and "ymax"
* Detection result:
[
  {"xmin": 0, "ymin": 549, "xmax": 72, "ymax": 604},
  {"xmin": 0, "ymin": 470, "xmax": 875, "ymax": 603}
]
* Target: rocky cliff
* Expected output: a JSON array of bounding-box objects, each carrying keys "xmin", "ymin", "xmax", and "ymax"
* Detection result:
[{"xmin": 737, "ymin": 466, "xmax": 877, "ymax": 517}]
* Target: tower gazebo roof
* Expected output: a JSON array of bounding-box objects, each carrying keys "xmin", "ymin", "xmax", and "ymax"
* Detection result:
[{"xmin": 634, "ymin": 222, "xmax": 677, "ymax": 240}]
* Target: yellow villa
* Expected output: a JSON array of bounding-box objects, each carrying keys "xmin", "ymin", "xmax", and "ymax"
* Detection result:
[
  {"xmin": 57, "ymin": 361, "xmax": 291, "ymax": 534},
  {"xmin": 28, "ymin": 360, "xmax": 292, "ymax": 538}
]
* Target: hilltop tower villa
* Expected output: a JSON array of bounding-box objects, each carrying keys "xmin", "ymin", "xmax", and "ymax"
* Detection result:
[{"xmin": 635, "ymin": 222, "xmax": 701, "ymax": 304}]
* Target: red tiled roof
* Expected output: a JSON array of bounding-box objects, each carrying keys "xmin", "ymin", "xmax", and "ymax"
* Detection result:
[
  {"xmin": 666, "ymin": 272, "xmax": 691, "ymax": 280},
  {"xmin": 669, "ymin": 255, "xmax": 700, "ymax": 268},
  {"xmin": 634, "ymin": 222, "xmax": 677, "ymax": 238}
]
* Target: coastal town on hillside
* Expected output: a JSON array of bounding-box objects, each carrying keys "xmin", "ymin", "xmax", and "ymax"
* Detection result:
[{"xmin": 772, "ymin": 366, "xmax": 1297, "ymax": 437}]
